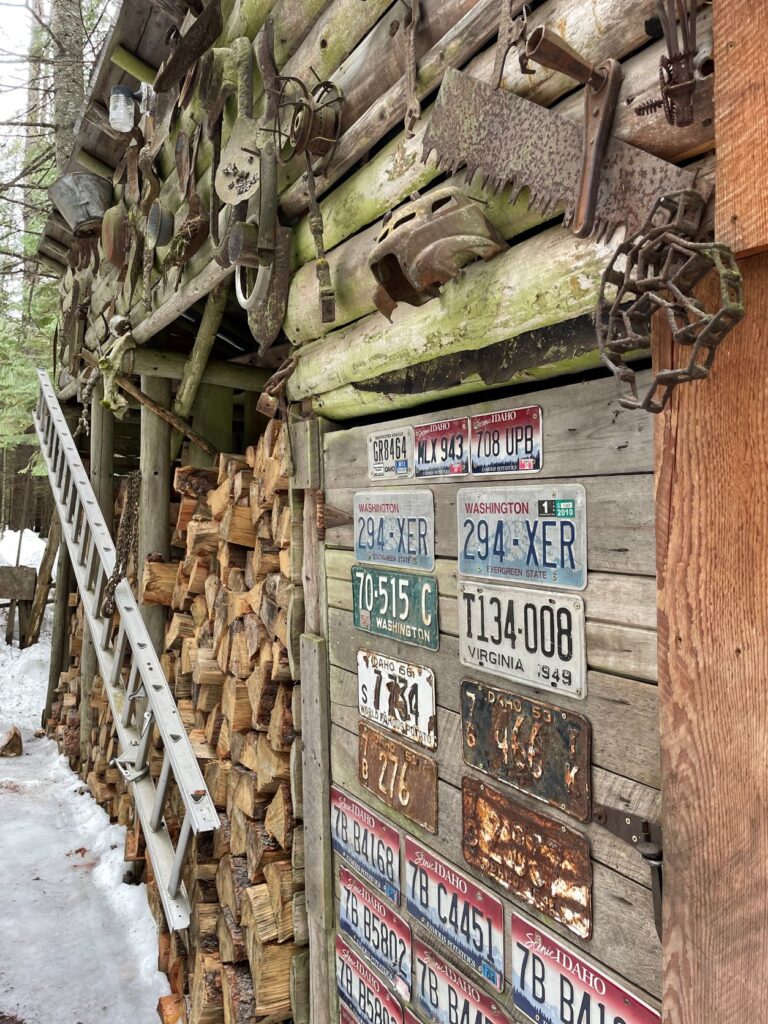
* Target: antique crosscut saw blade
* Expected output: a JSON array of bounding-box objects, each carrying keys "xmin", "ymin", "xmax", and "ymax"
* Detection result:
[{"xmin": 422, "ymin": 68, "xmax": 708, "ymax": 240}]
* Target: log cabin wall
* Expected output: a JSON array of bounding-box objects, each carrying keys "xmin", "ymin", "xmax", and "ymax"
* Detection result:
[{"xmin": 37, "ymin": 0, "xmax": 728, "ymax": 1021}]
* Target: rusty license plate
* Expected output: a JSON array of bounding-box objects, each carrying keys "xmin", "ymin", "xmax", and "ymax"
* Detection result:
[
  {"xmin": 414, "ymin": 940, "xmax": 511, "ymax": 1024},
  {"xmin": 462, "ymin": 777, "xmax": 592, "ymax": 939},
  {"xmin": 512, "ymin": 912, "xmax": 661, "ymax": 1024},
  {"xmin": 461, "ymin": 681, "xmax": 591, "ymax": 821},
  {"xmin": 358, "ymin": 649, "xmax": 437, "ymax": 749},
  {"xmin": 336, "ymin": 935, "xmax": 403, "ymax": 1024},
  {"xmin": 339, "ymin": 866, "xmax": 412, "ymax": 999},
  {"xmin": 359, "ymin": 722, "xmax": 438, "ymax": 833}
]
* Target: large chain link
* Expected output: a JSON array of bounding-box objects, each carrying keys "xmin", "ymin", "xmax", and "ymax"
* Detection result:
[{"xmin": 101, "ymin": 470, "xmax": 141, "ymax": 617}]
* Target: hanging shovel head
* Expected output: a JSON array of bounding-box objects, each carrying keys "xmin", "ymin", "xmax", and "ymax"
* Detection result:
[{"xmin": 422, "ymin": 68, "xmax": 708, "ymax": 241}]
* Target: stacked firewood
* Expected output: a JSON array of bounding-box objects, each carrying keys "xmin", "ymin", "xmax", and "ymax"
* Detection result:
[{"xmin": 146, "ymin": 421, "xmax": 308, "ymax": 1024}]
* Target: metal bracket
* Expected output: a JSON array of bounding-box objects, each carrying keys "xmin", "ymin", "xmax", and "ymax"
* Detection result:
[
  {"xmin": 403, "ymin": 0, "xmax": 421, "ymax": 137},
  {"xmin": 594, "ymin": 802, "xmax": 663, "ymax": 941},
  {"xmin": 492, "ymin": 1, "xmax": 533, "ymax": 89},
  {"xmin": 111, "ymin": 749, "xmax": 150, "ymax": 784}
]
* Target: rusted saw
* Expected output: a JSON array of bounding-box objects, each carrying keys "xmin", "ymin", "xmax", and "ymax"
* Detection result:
[
  {"xmin": 422, "ymin": 67, "xmax": 708, "ymax": 241},
  {"xmin": 154, "ymin": 0, "xmax": 223, "ymax": 93}
]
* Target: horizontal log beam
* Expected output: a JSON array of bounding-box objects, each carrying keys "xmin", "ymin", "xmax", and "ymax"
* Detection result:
[
  {"xmin": 129, "ymin": 349, "xmax": 269, "ymax": 391},
  {"xmin": 110, "ymin": 44, "xmax": 158, "ymax": 84}
]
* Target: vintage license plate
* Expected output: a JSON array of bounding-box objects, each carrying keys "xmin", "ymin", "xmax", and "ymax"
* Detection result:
[
  {"xmin": 331, "ymin": 786, "xmax": 401, "ymax": 903},
  {"xmin": 405, "ymin": 836, "xmax": 504, "ymax": 991},
  {"xmin": 470, "ymin": 406, "xmax": 542, "ymax": 475},
  {"xmin": 512, "ymin": 913, "xmax": 661, "ymax": 1024},
  {"xmin": 357, "ymin": 649, "xmax": 437, "ymax": 749},
  {"xmin": 414, "ymin": 940, "xmax": 511, "ymax": 1024},
  {"xmin": 354, "ymin": 490, "xmax": 434, "ymax": 571},
  {"xmin": 339, "ymin": 866, "xmax": 412, "ymax": 999},
  {"xmin": 359, "ymin": 723, "xmax": 438, "ymax": 833},
  {"xmin": 462, "ymin": 777, "xmax": 592, "ymax": 939},
  {"xmin": 457, "ymin": 485, "xmax": 587, "ymax": 590},
  {"xmin": 336, "ymin": 935, "xmax": 403, "ymax": 1024},
  {"xmin": 461, "ymin": 681, "xmax": 592, "ymax": 821},
  {"xmin": 415, "ymin": 417, "xmax": 470, "ymax": 477},
  {"xmin": 368, "ymin": 427, "xmax": 414, "ymax": 480},
  {"xmin": 458, "ymin": 582, "xmax": 586, "ymax": 698},
  {"xmin": 352, "ymin": 565, "xmax": 439, "ymax": 651}
]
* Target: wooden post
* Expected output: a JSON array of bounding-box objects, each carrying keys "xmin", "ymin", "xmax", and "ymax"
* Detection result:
[
  {"xmin": 189, "ymin": 383, "xmax": 232, "ymax": 467},
  {"xmin": 5, "ymin": 470, "xmax": 31, "ymax": 646},
  {"xmin": 43, "ymin": 534, "xmax": 71, "ymax": 726},
  {"xmin": 656, "ymin": 267, "xmax": 768, "ymax": 1020},
  {"xmin": 24, "ymin": 513, "xmax": 61, "ymax": 648},
  {"xmin": 80, "ymin": 380, "xmax": 114, "ymax": 766},
  {"xmin": 139, "ymin": 375, "xmax": 171, "ymax": 653}
]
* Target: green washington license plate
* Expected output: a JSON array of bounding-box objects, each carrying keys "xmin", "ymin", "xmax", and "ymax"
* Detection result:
[{"xmin": 352, "ymin": 565, "xmax": 439, "ymax": 651}]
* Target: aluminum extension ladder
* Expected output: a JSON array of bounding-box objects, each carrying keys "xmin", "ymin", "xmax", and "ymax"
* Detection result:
[{"xmin": 34, "ymin": 369, "xmax": 218, "ymax": 931}]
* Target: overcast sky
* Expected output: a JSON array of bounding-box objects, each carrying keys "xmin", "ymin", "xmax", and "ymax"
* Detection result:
[{"xmin": 1, "ymin": 5, "xmax": 40, "ymax": 128}]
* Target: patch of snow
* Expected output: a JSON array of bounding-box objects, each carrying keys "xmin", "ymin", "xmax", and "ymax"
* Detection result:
[
  {"xmin": 0, "ymin": 528, "xmax": 52, "ymax": 576},
  {"xmin": 0, "ymin": 533, "xmax": 170, "ymax": 1023}
]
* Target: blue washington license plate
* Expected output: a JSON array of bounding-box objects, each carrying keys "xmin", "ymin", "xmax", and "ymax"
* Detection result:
[
  {"xmin": 354, "ymin": 490, "xmax": 434, "ymax": 571},
  {"xmin": 457, "ymin": 485, "xmax": 587, "ymax": 590}
]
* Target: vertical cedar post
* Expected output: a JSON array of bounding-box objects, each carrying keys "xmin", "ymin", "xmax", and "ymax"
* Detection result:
[
  {"xmin": 80, "ymin": 380, "xmax": 114, "ymax": 766},
  {"xmin": 139, "ymin": 375, "xmax": 171, "ymax": 654},
  {"xmin": 43, "ymin": 534, "xmax": 71, "ymax": 726},
  {"xmin": 659, "ymin": 5, "xmax": 768, "ymax": 1018},
  {"xmin": 189, "ymin": 383, "xmax": 232, "ymax": 466}
]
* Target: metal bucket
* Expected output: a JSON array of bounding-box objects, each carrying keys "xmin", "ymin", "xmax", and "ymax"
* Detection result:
[{"xmin": 49, "ymin": 173, "xmax": 113, "ymax": 235}]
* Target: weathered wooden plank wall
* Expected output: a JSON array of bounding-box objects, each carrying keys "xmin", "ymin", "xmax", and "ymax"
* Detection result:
[{"xmin": 322, "ymin": 371, "xmax": 662, "ymax": 1017}]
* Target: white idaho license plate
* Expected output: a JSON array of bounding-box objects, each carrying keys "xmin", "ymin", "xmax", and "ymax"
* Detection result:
[
  {"xmin": 405, "ymin": 836, "xmax": 504, "ymax": 991},
  {"xmin": 457, "ymin": 485, "xmax": 587, "ymax": 590},
  {"xmin": 336, "ymin": 935, "xmax": 403, "ymax": 1024},
  {"xmin": 331, "ymin": 787, "xmax": 401, "ymax": 903},
  {"xmin": 357, "ymin": 649, "xmax": 437, "ymax": 749},
  {"xmin": 368, "ymin": 427, "xmax": 414, "ymax": 480},
  {"xmin": 458, "ymin": 582, "xmax": 586, "ymax": 698},
  {"xmin": 512, "ymin": 912, "xmax": 660, "ymax": 1024},
  {"xmin": 354, "ymin": 490, "xmax": 435, "ymax": 571},
  {"xmin": 339, "ymin": 867, "xmax": 412, "ymax": 999},
  {"xmin": 414, "ymin": 941, "xmax": 511, "ymax": 1024}
]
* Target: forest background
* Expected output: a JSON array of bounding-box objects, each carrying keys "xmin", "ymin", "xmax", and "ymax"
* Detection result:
[{"xmin": 0, "ymin": 0, "xmax": 114, "ymax": 502}]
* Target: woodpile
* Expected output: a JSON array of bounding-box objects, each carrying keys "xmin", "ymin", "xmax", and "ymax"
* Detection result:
[{"xmin": 44, "ymin": 420, "xmax": 306, "ymax": 1024}]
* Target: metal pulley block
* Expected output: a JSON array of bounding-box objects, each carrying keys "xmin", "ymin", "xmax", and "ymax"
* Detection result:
[
  {"xmin": 597, "ymin": 190, "xmax": 745, "ymax": 413},
  {"xmin": 368, "ymin": 187, "xmax": 508, "ymax": 319}
]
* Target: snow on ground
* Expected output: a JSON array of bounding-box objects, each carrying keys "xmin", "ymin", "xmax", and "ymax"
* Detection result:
[
  {"xmin": 0, "ymin": 528, "xmax": 53, "ymax": 576},
  {"xmin": 0, "ymin": 531, "xmax": 169, "ymax": 1024}
]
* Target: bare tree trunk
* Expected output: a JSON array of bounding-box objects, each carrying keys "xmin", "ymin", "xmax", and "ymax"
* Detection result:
[
  {"xmin": 50, "ymin": 0, "xmax": 84, "ymax": 171},
  {"xmin": 23, "ymin": 0, "xmax": 46, "ymax": 293}
]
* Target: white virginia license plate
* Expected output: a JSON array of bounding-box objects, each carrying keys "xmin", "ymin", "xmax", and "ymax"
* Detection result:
[
  {"xmin": 354, "ymin": 490, "xmax": 434, "ymax": 571},
  {"xmin": 457, "ymin": 485, "xmax": 587, "ymax": 590},
  {"xmin": 357, "ymin": 649, "xmax": 437, "ymax": 749},
  {"xmin": 458, "ymin": 582, "xmax": 586, "ymax": 698}
]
